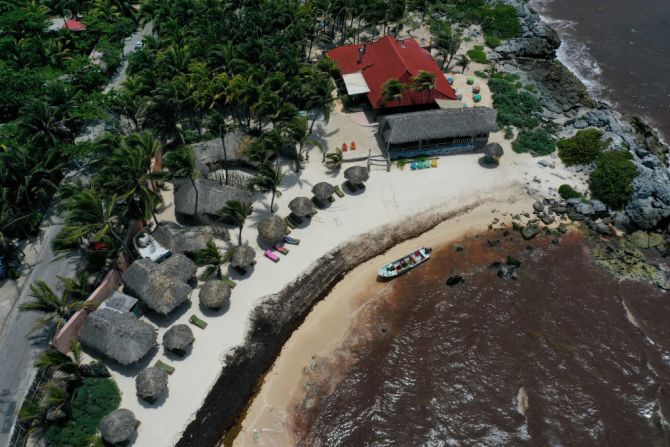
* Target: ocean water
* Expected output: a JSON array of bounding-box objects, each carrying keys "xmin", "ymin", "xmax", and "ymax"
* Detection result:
[
  {"xmin": 529, "ymin": 0, "xmax": 670, "ymax": 144},
  {"xmin": 290, "ymin": 231, "xmax": 670, "ymax": 446}
]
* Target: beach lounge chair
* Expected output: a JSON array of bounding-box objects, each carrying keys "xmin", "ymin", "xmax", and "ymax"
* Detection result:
[
  {"xmin": 411, "ymin": 161, "xmax": 417, "ymax": 170},
  {"xmin": 418, "ymin": 160, "xmax": 424, "ymax": 169},
  {"xmin": 265, "ymin": 249, "xmax": 280, "ymax": 262},
  {"xmin": 351, "ymin": 141, "xmax": 356, "ymax": 150},
  {"xmin": 431, "ymin": 159, "xmax": 438, "ymax": 168},
  {"xmin": 221, "ymin": 276, "xmax": 237, "ymax": 288},
  {"xmin": 155, "ymin": 360, "xmax": 175, "ymax": 375},
  {"xmin": 284, "ymin": 216, "xmax": 297, "ymax": 229},
  {"xmin": 274, "ymin": 243, "xmax": 289, "ymax": 255},
  {"xmin": 189, "ymin": 315, "xmax": 208, "ymax": 329},
  {"xmin": 342, "ymin": 143, "xmax": 348, "ymax": 151},
  {"xmin": 334, "ymin": 185, "xmax": 345, "ymax": 198},
  {"xmin": 283, "ymin": 236, "xmax": 300, "ymax": 245}
]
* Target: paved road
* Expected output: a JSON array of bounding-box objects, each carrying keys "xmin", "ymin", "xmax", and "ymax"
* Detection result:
[{"xmin": 0, "ymin": 22, "xmax": 153, "ymax": 447}]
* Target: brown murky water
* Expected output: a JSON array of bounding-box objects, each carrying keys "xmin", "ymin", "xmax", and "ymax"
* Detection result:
[{"xmin": 291, "ymin": 230, "xmax": 670, "ymax": 446}]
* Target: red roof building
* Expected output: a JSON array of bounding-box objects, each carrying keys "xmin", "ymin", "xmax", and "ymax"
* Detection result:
[
  {"xmin": 326, "ymin": 36, "xmax": 456, "ymax": 110},
  {"xmin": 63, "ymin": 19, "xmax": 87, "ymax": 32}
]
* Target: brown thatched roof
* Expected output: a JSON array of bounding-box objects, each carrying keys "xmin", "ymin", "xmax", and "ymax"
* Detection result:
[
  {"xmin": 151, "ymin": 221, "xmax": 217, "ymax": 254},
  {"xmin": 230, "ymin": 244, "xmax": 255, "ymax": 269},
  {"xmin": 163, "ymin": 324, "xmax": 194, "ymax": 354},
  {"xmin": 344, "ymin": 165, "xmax": 369, "ymax": 185},
  {"xmin": 483, "ymin": 142, "xmax": 504, "ymax": 159},
  {"xmin": 157, "ymin": 254, "xmax": 197, "ymax": 284},
  {"xmin": 191, "ymin": 131, "xmax": 245, "ymax": 175},
  {"xmin": 136, "ymin": 367, "xmax": 168, "ymax": 403},
  {"xmin": 173, "ymin": 178, "xmax": 254, "ymax": 217},
  {"xmin": 258, "ymin": 215, "xmax": 288, "ymax": 242},
  {"xmin": 78, "ymin": 308, "xmax": 157, "ymax": 365},
  {"xmin": 199, "ymin": 280, "xmax": 231, "ymax": 310},
  {"xmin": 122, "ymin": 259, "xmax": 193, "ymax": 315},
  {"xmin": 312, "ymin": 182, "xmax": 334, "ymax": 199},
  {"xmin": 288, "ymin": 196, "xmax": 314, "ymax": 217},
  {"xmin": 99, "ymin": 409, "xmax": 136, "ymax": 445},
  {"xmin": 378, "ymin": 107, "xmax": 498, "ymax": 145}
]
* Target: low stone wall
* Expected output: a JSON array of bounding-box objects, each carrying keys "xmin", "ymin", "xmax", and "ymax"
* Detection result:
[{"xmin": 176, "ymin": 202, "xmax": 479, "ymax": 447}]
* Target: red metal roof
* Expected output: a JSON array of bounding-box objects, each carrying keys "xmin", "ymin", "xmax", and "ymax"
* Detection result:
[
  {"xmin": 63, "ymin": 19, "xmax": 87, "ymax": 32},
  {"xmin": 326, "ymin": 36, "xmax": 456, "ymax": 109}
]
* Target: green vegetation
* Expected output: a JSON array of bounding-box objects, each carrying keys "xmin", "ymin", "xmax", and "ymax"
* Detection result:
[
  {"xmin": 44, "ymin": 378, "xmax": 121, "ymax": 447},
  {"xmin": 446, "ymin": 0, "xmax": 522, "ymax": 39},
  {"xmin": 474, "ymin": 70, "xmax": 488, "ymax": 78},
  {"xmin": 504, "ymin": 126, "xmax": 514, "ymax": 140},
  {"xmin": 484, "ymin": 34, "xmax": 501, "ymax": 48},
  {"xmin": 557, "ymin": 128, "xmax": 608, "ymax": 166},
  {"xmin": 512, "ymin": 130, "xmax": 556, "ymax": 156},
  {"xmin": 558, "ymin": 184, "xmax": 582, "ymax": 200},
  {"xmin": 590, "ymin": 151, "xmax": 639, "ymax": 209},
  {"xmin": 489, "ymin": 73, "xmax": 542, "ymax": 129},
  {"xmin": 466, "ymin": 45, "xmax": 488, "ymax": 64}
]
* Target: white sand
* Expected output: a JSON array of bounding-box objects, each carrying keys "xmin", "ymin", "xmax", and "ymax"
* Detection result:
[{"xmin": 108, "ymin": 64, "xmax": 585, "ymax": 446}]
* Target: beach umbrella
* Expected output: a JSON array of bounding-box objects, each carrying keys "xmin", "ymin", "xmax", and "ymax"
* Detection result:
[
  {"xmin": 344, "ymin": 165, "xmax": 370, "ymax": 186},
  {"xmin": 288, "ymin": 196, "xmax": 314, "ymax": 217},
  {"xmin": 258, "ymin": 215, "xmax": 288, "ymax": 242},
  {"xmin": 136, "ymin": 367, "xmax": 168, "ymax": 403},
  {"xmin": 198, "ymin": 280, "xmax": 231, "ymax": 310},
  {"xmin": 99, "ymin": 409, "xmax": 137, "ymax": 445},
  {"xmin": 163, "ymin": 324, "xmax": 194, "ymax": 356},
  {"xmin": 483, "ymin": 142, "xmax": 504, "ymax": 162},
  {"xmin": 230, "ymin": 244, "xmax": 256, "ymax": 270},
  {"xmin": 312, "ymin": 182, "xmax": 334, "ymax": 200}
]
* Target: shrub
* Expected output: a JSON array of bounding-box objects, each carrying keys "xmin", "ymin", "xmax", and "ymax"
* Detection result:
[
  {"xmin": 45, "ymin": 378, "xmax": 121, "ymax": 447},
  {"xmin": 590, "ymin": 150, "xmax": 639, "ymax": 209},
  {"xmin": 558, "ymin": 184, "xmax": 582, "ymax": 200},
  {"xmin": 467, "ymin": 46, "xmax": 488, "ymax": 64},
  {"xmin": 504, "ymin": 126, "xmax": 514, "ymax": 140},
  {"xmin": 474, "ymin": 70, "xmax": 488, "ymax": 78},
  {"xmin": 489, "ymin": 75, "xmax": 542, "ymax": 129},
  {"xmin": 447, "ymin": 1, "xmax": 521, "ymax": 39},
  {"xmin": 484, "ymin": 34, "xmax": 501, "ymax": 48},
  {"xmin": 512, "ymin": 130, "xmax": 556, "ymax": 156},
  {"xmin": 557, "ymin": 128, "xmax": 608, "ymax": 166}
]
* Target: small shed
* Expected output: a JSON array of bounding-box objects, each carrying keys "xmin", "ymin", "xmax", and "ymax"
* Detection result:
[{"xmin": 173, "ymin": 178, "xmax": 254, "ymax": 218}]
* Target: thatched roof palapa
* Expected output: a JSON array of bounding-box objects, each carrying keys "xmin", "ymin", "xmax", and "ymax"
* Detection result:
[
  {"xmin": 136, "ymin": 367, "xmax": 168, "ymax": 403},
  {"xmin": 122, "ymin": 258, "xmax": 193, "ymax": 315},
  {"xmin": 230, "ymin": 244, "xmax": 256, "ymax": 270},
  {"xmin": 157, "ymin": 253, "xmax": 197, "ymax": 284},
  {"xmin": 151, "ymin": 221, "xmax": 219, "ymax": 254},
  {"xmin": 190, "ymin": 131, "xmax": 245, "ymax": 175},
  {"xmin": 344, "ymin": 165, "xmax": 370, "ymax": 185},
  {"xmin": 173, "ymin": 178, "xmax": 254, "ymax": 217},
  {"xmin": 163, "ymin": 324, "xmax": 194, "ymax": 355},
  {"xmin": 78, "ymin": 308, "xmax": 157, "ymax": 365},
  {"xmin": 288, "ymin": 196, "xmax": 314, "ymax": 217},
  {"xmin": 483, "ymin": 142, "xmax": 504, "ymax": 161},
  {"xmin": 312, "ymin": 182, "xmax": 335, "ymax": 200},
  {"xmin": 199, "ymin": 280, "xmax": 231, "ymax": 310},
  {"xmin": 99, "ymin": 409, "xmax": 137, "ymax": 445},
  {"xmin": 378, "ymin": 107, "xmax": 498, "ymax": 145},
  {"xmin": 258, "ymin": 215, "xmax": 288, "ymax": 242}
]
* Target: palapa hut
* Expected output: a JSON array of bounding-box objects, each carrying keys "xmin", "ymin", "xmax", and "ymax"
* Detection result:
[
  {"xmin": 151, "ymin": 221, "xmax": 219, "ymax": 254},
  {"xmin": 258, "ymin": 214, "xmax": 288, "ymax": 243},
  {"xmin": 155, "ymin": 253, "xmax": 197, "ymax": 284},
  {"xmin": 122, "ymin": 258, "xmax": 193, "ymax": 315},
  {"xmin": 190, "ymin": 131, "xmax": 245, "ymax": 176},
  {"xmin": 483, "ymin": 142, "xmax": 504, "ymax": 163},
  {"xmin": 173, "ymin": 178, "xmax": 253, "ymax": 220},
  {"xmin": 136, "ymin": 367, "xmax": 168, "ymax": 404},
  {"xmin": 312, "ymin": 182, "xmax": 335, "ymax": 201},
  {"xmin": 288, "ymin": 196, "xmax": 314, "ymax": 218},
  {"xmin": 378, "ymin": 107, "xmax": 498, "ymax": 159},
  {"xmin": 344, "ymin": 165, "xmax": 370, "ymax": 187},
  {"xmin": 230, "ymin": 244, "xmax": 256, "ymax": 272},
  {"xmin": 78, "ymin": 308, "xmax": 157, "ymax": 365},
  {"xmin": 99, "ymin": 409, "xmax": 137, "ymax": 445},
  {"xmin": 163, "ymin": 324, "xmax": 194, "ymax": 356},
  {"xmin": 198, "ymin": 280, "xmax": 231, "ymax": 311}
]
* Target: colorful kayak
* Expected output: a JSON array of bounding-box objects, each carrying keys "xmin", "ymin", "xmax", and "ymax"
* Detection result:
[{"xmin": 378, "ymin": 247, "xmax": 432, "ymax": 278}]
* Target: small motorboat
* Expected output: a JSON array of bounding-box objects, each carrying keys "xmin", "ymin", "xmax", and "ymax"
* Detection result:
[{"xmin": 378, "ymin": 247, "xmax": 432, "ymax": 279}]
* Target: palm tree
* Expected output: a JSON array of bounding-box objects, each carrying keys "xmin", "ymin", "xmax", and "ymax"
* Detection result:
[
  {"xmin": 410, "ymin": 70, "xmax": 435, "ymax": 102},
  {"xmin": 208, "ymin": 111, "xmax": 233, "ymax": 185},
  {"xmin": 19, "ymin": 278, "xmax": 90, "ymax": 333},
  {"xmin": 34, "ymin": 339, "xmax": 84, "ymax": 381},
  {"xmin": 163, "ymin": 146, "xmax": 199, "ymax": 217},
  {"xmin": 380, "ymin": 78, "xmax": 405, "ymax": 105},
  {"xmin": 457, "ymin": 54, "xmax": 470, "ymax": 74},
  {"xmin": 17, "ymin": 100, "xmax": 71, "ymax": 147},
  {"xmin": 217, "ymin": 200, "xmax": 253, "ymax": 245},
  {"xmin": 19, "ymin": 380, "xmax": 69, "ymax": 429},
  {"xmin": 248, "ymin": 161, "xmax": 285, "ymax": 213},
  {"xmin": 325, "ymin": 148, "xmax": 344, "ymax": 170},
  {"xmin": 194, "ymin": 240, "xmax": 227, "ymax": 280}
]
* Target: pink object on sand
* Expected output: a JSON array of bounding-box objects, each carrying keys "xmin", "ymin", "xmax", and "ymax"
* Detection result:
[{"xmin": 264, "ymin": 249, "xmax": 280, "ymax": 262}]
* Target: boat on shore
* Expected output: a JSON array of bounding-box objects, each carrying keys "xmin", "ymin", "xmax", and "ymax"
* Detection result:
[{"xmin": 378, "ymin": 247, "xmax": 432, "ymax": 278}]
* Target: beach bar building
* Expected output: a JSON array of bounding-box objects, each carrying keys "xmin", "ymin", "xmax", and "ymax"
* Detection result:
[
  {"xmin": 326, "ymin": 36, "xmax": 458, "ymax": 111},
  {"xmin": 378, "ymin": 107, "xmax": 498, "ymax": 159}
]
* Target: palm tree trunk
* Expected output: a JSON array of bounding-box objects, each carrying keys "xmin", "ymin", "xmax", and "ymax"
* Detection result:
[
  {"xmin": 220, "ymin": 135, "xmax": 229, "ymax": 185},
  {"xmin": 270, "ymin": 190, "xmax": 276, "ymax": 213},
  {"xmin": 109, "ymin": 228, "xmax": 134, "ymax": 262},
  {"xmin": 190, "ymin": 177, "xmax": 199, "ymax": 218},
  {"xmin": 238, "ymin": 226, "xmax": 243, "ymax": 245}
]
